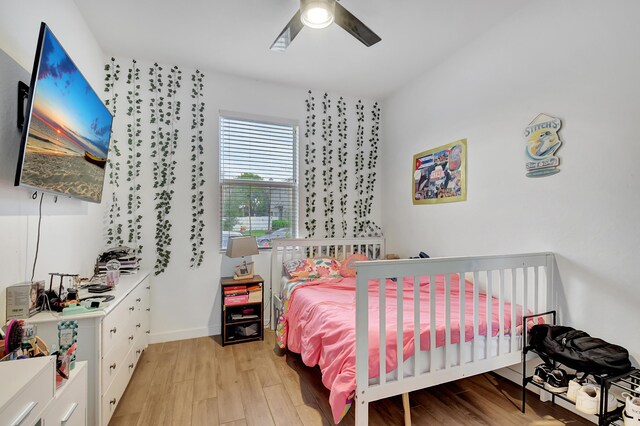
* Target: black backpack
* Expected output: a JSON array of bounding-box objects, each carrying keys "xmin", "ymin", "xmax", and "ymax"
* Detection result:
[{"xmin": 528, "ymin": 324, "xmax": 632, "ymax": 375}]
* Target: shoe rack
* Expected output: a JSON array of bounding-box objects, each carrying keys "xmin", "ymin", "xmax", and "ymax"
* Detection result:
[{"xmin": 521, "ymin": 311, "xmax": 640, "ymax": 426}]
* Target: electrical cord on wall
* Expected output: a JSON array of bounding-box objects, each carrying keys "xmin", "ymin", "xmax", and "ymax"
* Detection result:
[{"xmin": 30, "ymin": 192, "xmax": 44, "ymax": 282}]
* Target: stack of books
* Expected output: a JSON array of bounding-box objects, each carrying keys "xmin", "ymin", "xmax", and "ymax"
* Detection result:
[
  {"xmin": 224, "ymin": 285, "xmax": 248, "ymax": 306},
  {"xmin": 248, "ymin": 284, "xmax": 262, "ymax": 303}
]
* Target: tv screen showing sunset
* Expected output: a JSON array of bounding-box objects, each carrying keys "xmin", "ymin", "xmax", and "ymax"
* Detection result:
[{"xmin": 17, "ymin": 24, "xmax": 113, "ymax": 203}]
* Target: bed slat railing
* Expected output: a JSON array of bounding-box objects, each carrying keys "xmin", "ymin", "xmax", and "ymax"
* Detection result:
[
  {"xmin": 355, "ymin": 252, "xmax": 556, "ymax": 410},
  {"xmin": 271, "ymin": 237, "xmax": 385, "ymax": 328}
]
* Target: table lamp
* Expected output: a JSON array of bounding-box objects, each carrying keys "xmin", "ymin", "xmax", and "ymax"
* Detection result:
[{"xmin": 225, "ymin": 236, "xmax": 259, "ymax": 280}]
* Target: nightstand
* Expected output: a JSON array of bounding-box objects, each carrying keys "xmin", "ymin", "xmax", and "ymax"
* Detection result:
[{"xmin": 221, "ymin": 275, "xmax": 264, "ymax": 346}]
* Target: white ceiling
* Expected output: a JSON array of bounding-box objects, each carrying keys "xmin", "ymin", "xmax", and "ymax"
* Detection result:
[{"xmin": 74, "ymin": 0, "xmax": 527, "ymax": 99}]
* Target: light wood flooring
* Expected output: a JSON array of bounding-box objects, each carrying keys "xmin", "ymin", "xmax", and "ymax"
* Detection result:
[{"xmin": 109, "ymin": 331, "xmax": 591, "ymax": 425}]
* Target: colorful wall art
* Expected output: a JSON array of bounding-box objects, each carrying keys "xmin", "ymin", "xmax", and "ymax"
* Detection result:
[{"xmin": 413, "ymin": 139, "xmax": 467, "ymax": 204}]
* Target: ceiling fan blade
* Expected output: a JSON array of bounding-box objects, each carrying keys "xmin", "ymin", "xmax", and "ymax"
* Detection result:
[
  {"xmin": 334, "ymin": 2, "xmax": 381, "ymax": 47},
  {"xmin": 270, "ymin": 10, "xmax": 304, "ymax": 51}
]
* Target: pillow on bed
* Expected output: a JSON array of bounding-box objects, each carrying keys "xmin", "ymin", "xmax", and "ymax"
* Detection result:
[
  {"xmin": 307, "ymin": 257, "xmax": 341, "ymax": 278},
  {"xmin": 283, "ymin": 258, "xmax": 314, "ymax": 279},
  {"xmin": 339, "ymin": 253, "xmax": 369, "ymax": 277}
]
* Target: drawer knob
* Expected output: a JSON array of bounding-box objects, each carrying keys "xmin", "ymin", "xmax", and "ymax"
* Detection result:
[
  {"xmin": 146, "ymin": 286, "xmax": 150, "ymax": 290},
  {"xmin": 110, "ymin": 398, "xmax": 117, "ymax": 405},
  {"xmin": 110, "ymin": 363, "xmax": 116, "ymax": 370},
  {"xmin": 129, "ymin": 306, "xmax": 135, "ymax": 311},
  {"xmin": 146, "ymin": 330, "xmax": 150, "ymax": 334},
  {"xmin": 110, "ymin": 327, "xmax": 117, "ymax": 334},
  {"xmin": 136, "ymin": 323, "xmax": 141, "ymax": 328},
  {"xmin": 129, "ymin": 335, "xmax": 134, "ymax": 341},
  {"xmin": 136, "ymin": 349, "xmax": 141, "ymax": 355},
  {"xmin": 146, "ymin": 308, "xmax": 151, "ymax": 312},
  {"xmin": 136, "ymin": 298, "xmax": 141, "ymax": 302},
  {"xmin": 129, "ymin": 363, "xmax": 134, "ymax": 369}
]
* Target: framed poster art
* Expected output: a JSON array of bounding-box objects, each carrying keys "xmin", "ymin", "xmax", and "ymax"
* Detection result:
[{"xmin": 412, "ymin": 139, "xmax": 467, "ymax": 205}]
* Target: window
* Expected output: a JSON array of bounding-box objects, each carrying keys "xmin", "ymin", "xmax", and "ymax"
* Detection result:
[{"xmin": 220, "ymin": 113, "xmax": 298, "ymax": 250}]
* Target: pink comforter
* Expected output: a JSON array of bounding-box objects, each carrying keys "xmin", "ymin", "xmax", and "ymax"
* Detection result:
[{"xmin": 281, "ymin": 274, "xmax": 524, "ymax": 423}]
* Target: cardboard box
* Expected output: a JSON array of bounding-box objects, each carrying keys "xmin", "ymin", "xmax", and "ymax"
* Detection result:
[{"xmin": 5, "ymin": 281, "xmax": 44, "ymax": 320}]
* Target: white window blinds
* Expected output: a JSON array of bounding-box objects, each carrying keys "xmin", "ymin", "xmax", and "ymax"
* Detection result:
[{"xmin": 220, "ymin": 115, "xmax": 298, "ymax": 249}]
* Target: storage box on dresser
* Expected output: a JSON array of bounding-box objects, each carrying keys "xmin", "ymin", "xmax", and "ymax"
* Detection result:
[{"xmin": 29, "ymin": 271, "xmax": 151, "ymax": 426}]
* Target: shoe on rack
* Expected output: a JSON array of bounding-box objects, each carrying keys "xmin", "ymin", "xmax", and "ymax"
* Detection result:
[
  {"xmin": 576, "ymin": 384, "xmax": 599, "ymax": 415},
  {"xmin": 532, "ymin": 363, "xmax": 553, "ymax": 385},
  {"xmin": 544, "ymin": 368, "xmax": 569, "ymax": 393},
  {"xmin": 567, "ymin": 378, "xmax": 582, "ymax": 402},
  {"xmin": 624, "ymin": 410, "xmax": 640, "ymax": 426},
  {"xmin": 576, "ymin": 383, "xmax": 618, "ymax": 415}
]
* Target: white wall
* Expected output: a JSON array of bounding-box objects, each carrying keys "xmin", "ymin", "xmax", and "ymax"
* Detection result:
[
  {"xmin": 104, "ymin": 56, "xmax": 381, "ymax": 342},
  {"xmin": 0, "ymin": 0, "xmax": 107, "ymax": 321},
  {"xmin": 381, "ymin": 0, "xmax": 640, "ymax": 362}
]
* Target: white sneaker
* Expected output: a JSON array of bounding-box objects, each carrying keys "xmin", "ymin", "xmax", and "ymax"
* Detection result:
[
  {"xmin": 576, "ymin": 384, "xmax": 618, "ymax": 415},
  {"xmin": 576, "ymin": 384, "xmax": 599, "ymax": 415},
  {"xmin": 624, "ymin": 410, "xmax": 640, "ymax": 426},
  {"xmin": 567, "ymin": 379, "xmax": 581, "ymax": 402}
]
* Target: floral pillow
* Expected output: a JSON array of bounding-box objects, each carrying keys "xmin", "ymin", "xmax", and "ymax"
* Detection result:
[
  {"xmin": 307, "ymin": 257, "xmax": 341, "ymax": 278},
  {"xmin": 339, "ymin": 253, "xmax": 369, "ymax": 277},
  {"xmin": 283, "ymin": 258, "xmax": 314, "ymax": 279}
]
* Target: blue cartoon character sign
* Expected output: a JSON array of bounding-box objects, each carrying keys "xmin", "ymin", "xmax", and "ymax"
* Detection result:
[{"xmin": 524, "ymin": 114, "xmax": 563, "ymax": 177}]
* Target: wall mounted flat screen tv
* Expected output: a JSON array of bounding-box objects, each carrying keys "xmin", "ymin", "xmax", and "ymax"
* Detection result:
[{"xmin": 15, "ymin": 22, "xmax": 113, "ymax": 203}]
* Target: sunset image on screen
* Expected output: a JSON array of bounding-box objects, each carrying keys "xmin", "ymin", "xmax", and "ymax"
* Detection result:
[{"xmin": 19, "ymin": 26, "xmax": 112, "ymax": 202}]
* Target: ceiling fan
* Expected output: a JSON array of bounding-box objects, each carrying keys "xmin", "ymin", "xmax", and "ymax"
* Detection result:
[{"xmin": 270, "ymin": 0, "xmax": 381, "ymax": 51}]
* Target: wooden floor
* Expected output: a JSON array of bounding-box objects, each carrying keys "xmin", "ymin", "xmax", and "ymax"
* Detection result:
[{"xmin": 110, "ymin": 331, "xmax": 591, "ymax": 426}]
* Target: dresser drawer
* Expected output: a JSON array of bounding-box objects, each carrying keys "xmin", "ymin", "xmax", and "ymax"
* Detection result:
[
  {"xmin": 0, "ymin": 358, "xmax": 54, "ymax": 426},
  {"xmin": 42, "ymin": 362, "xmax": 87, "ymax": 426},
  {"xmin": 102, "ymin": 294, "xmax": 137, "ymax": 350},
  {"xmin": 101, "ymin": 347, "xmax": 135, "ymax": 426},
  {"xmin": 101, "ymin": 326, "xmax": 137, "ymax": 394}
]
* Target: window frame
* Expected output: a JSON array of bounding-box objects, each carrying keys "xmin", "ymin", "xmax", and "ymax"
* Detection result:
[{"xmin": 219, "ymin": 111, "xmax": 299, "ymax": 251}]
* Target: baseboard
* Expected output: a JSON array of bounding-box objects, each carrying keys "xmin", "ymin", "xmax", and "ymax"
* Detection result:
[
  {"xmin": 149, "ymin": 324, "xmax": 222, "ymax": 344},
  {"xmin": 149, "ymin": 322, "xmax": 273, "ymax": 344},
  {"xmin": 494, "ymin": 365, "xmax": 597, "ymax": 424}
]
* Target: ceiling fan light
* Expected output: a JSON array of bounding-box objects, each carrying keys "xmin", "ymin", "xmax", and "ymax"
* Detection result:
[{"xmin": 300, "ymin": 0, "xmax": 335, "ymax": 29}]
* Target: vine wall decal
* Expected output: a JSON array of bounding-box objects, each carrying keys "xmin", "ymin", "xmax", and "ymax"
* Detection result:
[
  {"xmin": 103, "ymin": 57, "xmax": 123, "ymax": 247},
  {"xmin": 125, "ymin": 59, "xmax": 143, "ymax": 253},
  {"xmin": 105, "ymin": 59, "xmax": 207, "ymax": 275},
  {"xmin": 303, "ymin": 91, "xmax": 381, "ymax": 239},
  {"xmin": 189, "ymin": 69, "xmax": 205, "ymax": 268},
  {"xmin": 304, "ymin": 91, "xmax": 317, "ymax": 237},
  {"xmin": 152, "ymin": 65, "xmax": 182, "ymax": 275},
  {"xmin": 336, "ymin": 96, "xmax": 348, "ymax": 237},
  {"xmin": 365, "ymin": 102, "xmax": 380, "ymax": 223},
  {"xmin": 353, "ymin": 99, "xmax": 366, "ymax": 235},
  {"xmin": 321, "ymin": 93, "xmax": 335, "ymax": 237}
]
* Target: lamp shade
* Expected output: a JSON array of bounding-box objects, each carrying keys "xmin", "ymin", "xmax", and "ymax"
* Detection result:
[{"xmin": 225, "ymin": 236, "xmax": 259, "ymax": 258}]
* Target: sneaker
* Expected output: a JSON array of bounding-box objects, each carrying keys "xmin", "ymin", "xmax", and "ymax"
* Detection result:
[
  {"xmin": 532, "ymin": 363, "xmax": 553, "ymax": 385},
  {"xmin": 544, "ymin": 368, "xmax": 569, "ymax": 393},
  {"xmin": 624, "ymin": 410, "xmax": 640, "ymax": 426},
  {"xmin": 576, "ymin": 384, "xmax": 599, "ymax": 415},
  {"xmin": 567, "ymin": 378, "xmax": 582, "ymax": 402},
  {"xmin": 576, "ymin": 383, "xmax": 618, "ymax": 415}
]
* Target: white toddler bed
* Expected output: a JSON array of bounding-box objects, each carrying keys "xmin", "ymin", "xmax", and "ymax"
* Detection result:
[{"xmin": 270, "ymin": 238, "xmax": 557, "ymax": 425}]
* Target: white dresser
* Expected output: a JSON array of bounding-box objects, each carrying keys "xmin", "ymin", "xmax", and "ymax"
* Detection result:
[
  {"xmin": 29, "ymin": 271, "xmax": 151, "ymax": 426},
  {"xmin": 0, "ymin": 357, "xmax": 88, "ymax": 426}
]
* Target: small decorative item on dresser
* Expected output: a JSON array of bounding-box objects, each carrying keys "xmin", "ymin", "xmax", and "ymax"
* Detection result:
[{"xmin": 221, "ymin": 275, "xmax": 264, "ymax": 346}]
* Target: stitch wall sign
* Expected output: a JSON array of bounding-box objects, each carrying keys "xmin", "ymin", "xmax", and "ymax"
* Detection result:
[{"xmin": 524, "ymin": 113, "xmax": 563, "ymax": 177}]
